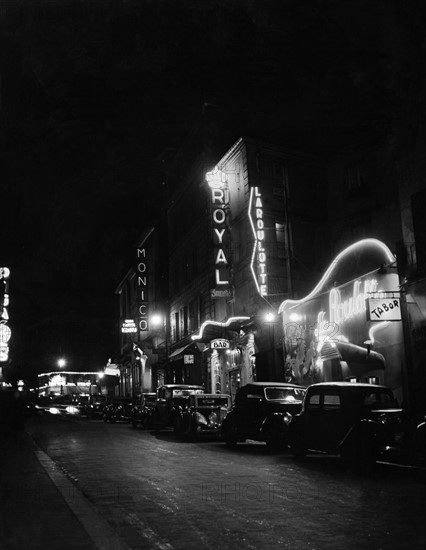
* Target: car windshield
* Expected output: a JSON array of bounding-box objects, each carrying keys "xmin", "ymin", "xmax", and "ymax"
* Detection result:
[
  {"xmin": 264, "ymin": 387, "xmax": 305, "ymax": 402},
  {"xmin": 362, "ymin": 389, "xmax": 395, "ymax": 408},
  {"xmin": 172, "ymin": 388, "xmax": 203, "ymax": 397},
  {"xmin": 195, "ymin": 396, "xmax": 230, "ymax": 407}
]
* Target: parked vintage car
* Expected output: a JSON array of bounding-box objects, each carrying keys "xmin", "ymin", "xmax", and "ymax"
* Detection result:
[
  {"xmin": 85, "ymin": 395, "xmax": 107, "ymax": 419},
  {"xmin": 130, "ymin": 392, "xmax": 157, "ymax": 428},
  {"xmin": 103, "ymin": 398, "xmax": 133, "ymax": 423},
  {"xmin": 288, "ymin": 382, "xmax": 407, "ymax": 468},
  {"xmin": 152, "ymin": 384, "xmax": 204, "ymax": 436},
  {"xmin": 181, "ymin": 393, "xmax": 232, "ymax": 440},
  {"xmin": 221, "ymin": 382, "xmax": 306, "ymax": 451}
]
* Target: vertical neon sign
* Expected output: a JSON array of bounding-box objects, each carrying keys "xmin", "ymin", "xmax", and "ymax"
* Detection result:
[
  {"xmin": 248, "ymin": 187, "xmax": 268, "ymax": 296},
  {"xmin": 0, "ymin": 267, "xmax": 11, "ymax": 363},
  {"xmin": 206, "ymin": 167, "xmax": 231, "ymax": 293}
]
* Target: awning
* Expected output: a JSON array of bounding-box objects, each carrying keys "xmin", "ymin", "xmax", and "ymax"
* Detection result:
[
  {"xmin": 190, "ymin": 316, "xmax": 251, "ymax": 343},
  {"xmin": 168, "ymin": 344, "xmax": 197, "ymax": 362}
]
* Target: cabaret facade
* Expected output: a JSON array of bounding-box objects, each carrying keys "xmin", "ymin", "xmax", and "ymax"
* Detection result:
[{"xmin": 279, "ymin": 239, "xmax": 405, "ymax": 405}]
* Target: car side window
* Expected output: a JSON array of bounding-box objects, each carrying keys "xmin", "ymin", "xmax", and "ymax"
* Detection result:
[
  {"xmin": 307, "ymin": 392, "xmax": 321, "ymax": 409},
  {"xmin": 323, "ymin": 392, "xmax": 341, "ymax": 410}
]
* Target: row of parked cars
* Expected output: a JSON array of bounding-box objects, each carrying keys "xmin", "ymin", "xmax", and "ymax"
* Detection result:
[{"xmin": 122, "ymin": 381, "xmax": 426, "ymax": 469}]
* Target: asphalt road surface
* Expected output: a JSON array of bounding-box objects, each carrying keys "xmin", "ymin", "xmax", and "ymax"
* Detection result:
[{"xmin": 25, "ymin": 414, "xmax": 426, "ymax": 550}]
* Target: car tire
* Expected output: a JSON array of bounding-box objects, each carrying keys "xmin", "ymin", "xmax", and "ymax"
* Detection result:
[
  {"xmin": 173, "ymin": 416, "xmax": 183, "ymax": 439},
  {"xmin": 223, "ymin": 424, "xmax": 238, "ymax": 448},
  {"xmin": 351, "ymin": 443, "xmax": 376, "ymax": 473},
  {"xmin": 265, "ymin": 434, "xmax": 281, "ymax": 453}
]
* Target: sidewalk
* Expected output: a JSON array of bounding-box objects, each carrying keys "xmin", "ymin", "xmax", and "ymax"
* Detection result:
[{"xmin": 0, "ymin": 426, "xmax": 101, "ymax": 550}]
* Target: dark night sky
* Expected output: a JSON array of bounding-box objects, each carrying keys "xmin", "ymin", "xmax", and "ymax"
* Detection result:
[{"xmin": 1, "ymin": 0, "xmax": 425, "ymax": 382}]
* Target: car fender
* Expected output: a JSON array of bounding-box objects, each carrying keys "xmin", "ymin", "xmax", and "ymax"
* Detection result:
[
  {"xmin": 338, "ymin": 419, "xmax": 378, "ymax": 456},
  {"xmin": 260, "ymin": 412, "xmax": 292, "ymax": 438}
]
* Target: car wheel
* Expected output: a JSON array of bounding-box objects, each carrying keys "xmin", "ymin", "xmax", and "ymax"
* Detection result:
[
  {"xmin": 265, "ymin": 434, "xmax": 281, "ymax": 453},
  {"xmin": 351, "ymin": 442, "xmax": 376, "ymax": 473},
  {"xmin": 173, "ymin": 416, "xmax": 183, "ymax": 439},
  {"xmin": 224, "ymin": 424, "xmax": 238, "ymax": 448}
]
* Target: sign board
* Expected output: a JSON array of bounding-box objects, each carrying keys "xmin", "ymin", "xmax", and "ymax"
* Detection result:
[
  {"xmin": 367, "ymin": 297, "xmax": 401, "ymax": 321},
  {"xmin": 211, "ymin": 288, "xmax": 233, "ymax": 299},
  {"xmin": 121, "ymin": 319, "xmax": 137, "ymax": 333},
  {"xmin": 210, "ymin": 338, "xmax": 230, "ymax": 350},
  {"xmin": 184, "ymin": 354, "xmax": 194, "ymax": 364},
  {"xmin": 105, "ymin": 366, "xmax": 121, "ymax": 377}
]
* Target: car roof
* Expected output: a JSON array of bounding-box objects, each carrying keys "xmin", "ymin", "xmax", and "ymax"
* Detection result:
[
  {"xmin": 242, "ymin": 382, "xmax": 306, "ymax": 389},
  {"xmin": 195, "ymin": 393, "xmax": 231, "ymax": 398},
  {"xmin": 307, "ymin": 382, "xmax": 390, "ymax": 390},
  {"xmin": 159, "ymin": 384, "xmax": 204, "ymax": 389}
]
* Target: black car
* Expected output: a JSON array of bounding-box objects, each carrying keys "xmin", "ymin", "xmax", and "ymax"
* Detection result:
[
  {"xmin": 288, "ymin": 382, "xmax": 406, "ymax": 468},
  {"xmin": 103, "ymin": 398, "xmax": 133, "ymax": 423},
  {"xmin": 221, "ymin": 382, "xmax": 306, "ymax": 451},
  {"xmin": 130, "ymin": 392, "xmax": 157, "ymax": 429},
  {"xmin": 152, "ymin": 384, "xmax": 204, "ymax": 436},
  {"xmin": 181, "ymin": 393, "xmax": 231, "ymax": 440}
]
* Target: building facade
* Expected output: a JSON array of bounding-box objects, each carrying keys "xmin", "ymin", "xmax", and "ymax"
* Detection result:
[
  {"xmin": 115, "ymin": 227, "xmax": 168, "ymax": 397},
  {"xmin": 166, "ymin": 138, "xmax": 325, "ymax": 400}
]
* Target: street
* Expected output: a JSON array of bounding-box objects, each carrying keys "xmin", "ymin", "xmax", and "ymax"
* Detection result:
[{"xmin": 17, "ymin": 414, "xmax": 426, "ymax": 550}]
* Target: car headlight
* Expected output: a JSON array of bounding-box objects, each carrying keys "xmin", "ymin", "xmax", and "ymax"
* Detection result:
[
  {"xmin": 195, "ymin": 412, "xmax": 208, "ymax": 425},
  {"xmin": 49, "ymin": 407, "xmax": 61, "ymax": 415},
  {"xmin": 208, "ymin": 411, "xmax": 218, "ymax": 426},
  {"xmin": 283, "ymin": 412, "xmax": 293, "ymax": 426}
]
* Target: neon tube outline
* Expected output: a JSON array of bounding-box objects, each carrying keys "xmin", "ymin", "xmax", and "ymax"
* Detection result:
[
  {"xmin": 278, "ymin": 238, "xmax": 396, "ymax": 314},
  {"xmin": 191, "ymin": 316, "xmax": 250, "ymax": 341}
]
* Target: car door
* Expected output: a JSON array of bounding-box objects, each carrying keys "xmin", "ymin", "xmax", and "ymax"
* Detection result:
[
  {"xmin": 300, "ymin": 388, "xmax": 323, "ymax": 451},
  {"xmin": 156, "ymin": 387, "xmax": 170, "ymax": 423},
  {"xmin": 319, "ymin": 388, "xmax": 345, "ymax": 452}
]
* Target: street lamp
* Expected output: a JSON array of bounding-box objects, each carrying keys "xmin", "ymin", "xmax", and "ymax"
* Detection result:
[{"xmin": 57, "ymin": 358, "xmax": 66, "ymax": 369}]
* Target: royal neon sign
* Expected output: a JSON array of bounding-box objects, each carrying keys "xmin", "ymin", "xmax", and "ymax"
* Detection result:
[
  {"xmin": 248, "ymin": 187, "xmax": 268, "ymax": 296},
  {"xmin": 207, "ymin": 168, "xmax": 231, "ymax": 290}
]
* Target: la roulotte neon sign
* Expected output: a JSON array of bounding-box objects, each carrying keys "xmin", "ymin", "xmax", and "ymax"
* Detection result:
[{"xmin": 248, "ymin": 186, "xmax": 268, "ymax": 296}]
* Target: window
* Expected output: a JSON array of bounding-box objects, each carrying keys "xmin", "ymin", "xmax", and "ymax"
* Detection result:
[
  {"xmin": 323, "ymin": 392, "xmax": 341, "ymax": 410},
  {"xmin": 174, "ymin": 312, "xmax": 180, "ymax": 342},
  {"xmin": 411, "ymin": 188, "xmax": 426, "ymax": 272},
  {"xmin": 183, "ymin": 305, "xmax": 188, "ymax": 336},
  {"xmin": 275, "ymin": 222, "xmax": 285, "ymax": 258},
  {"xmin": 307, "ymin": 393, "xmax": 320, "ymax": 409}
]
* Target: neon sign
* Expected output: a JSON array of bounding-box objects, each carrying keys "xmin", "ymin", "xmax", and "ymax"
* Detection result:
[
  {"xmin": 278, "ymin": 239, "xmax": 395, "ymax": 314},
  {"xmin": 248, "ymin": 187, "xmax": 268, "ymax": 296},
  {"xmin": 121, "ymin": 319, "xmax": 138, "ymax": 334},
  {"xmin": 329, "ymin": 279, "xmax": 378, "ymax": 325},
  {"xmin": 0, "ymin": 267, "xmax": 11, "ymax": 363},
  {"xmin": 137, "ymin": 246, "xmax": 149, "ymax": 331},
  {"xmin": 207, "ymin": 168, "xmax": 231, "ymax": 291}
]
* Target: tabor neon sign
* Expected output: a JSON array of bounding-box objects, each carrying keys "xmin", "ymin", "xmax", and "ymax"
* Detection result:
[
  {"xmin": 248, "ymin": 187, "xmax": 268, "ymax": 296},
  {"xmin": 207, "ymin": 168, "xmax": 230, "ymax": 289}
]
